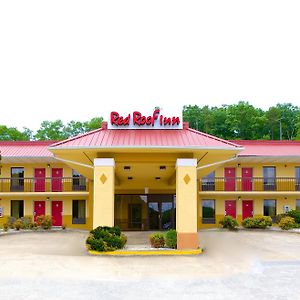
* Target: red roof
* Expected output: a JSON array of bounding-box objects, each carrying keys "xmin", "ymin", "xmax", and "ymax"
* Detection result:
[
  {"xmin": 0, "ymin": 141, "xmax": 55, "ymax": 157},
  {"xmin": 49, "ymin": 126, "xmax": 241, "ymax": 150},
  {"xmin": 231, "ymin": 140, "xmax": 300, "ymax": 156}
]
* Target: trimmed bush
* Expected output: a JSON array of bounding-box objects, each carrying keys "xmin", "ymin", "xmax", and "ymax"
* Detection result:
[
  {"xmin": 279, "ymin": 216, "xmax": 296, "ymax": 230},
  {"xmin": 149, "ymin": 233, "xmax": 165, "ymax": 248},
  {"xmin": 36, "ymin": 215, "xmax": 53, "ymax": 230},
  {"xmin": 3, "ymin": 223, "xmax": 9, "ymax": 231},
  {"xmin": 20, "ymin": 217, "xmax": 33, "ymax": 229},
  {"xmin": 7, "ymin": 217, "xmax": 16, "ymax": 229},
  {"xmin": 287, "ymin": 210, "xmax": 300, "ymax": 224},
  {"xmin": 242, "ymin": 216, "xmax": 272, "ymax": 229},
  {"xmin": 86, "ymin": 226, "xmax": 127, "ymax": 252},
  {"xmin": 14, "ymin": 219, "xmax": 23, "ymax": 230},
  {"xmin": 219, "ymin": 216, "xmax": 239, "ymax": 230},
  {"xmin": 276, "ymin": 213, "xmax": 287, "ymax": 224},
  {"xmin": 165, "ymin": 229, "xmax": 177, "ymax": 249}
]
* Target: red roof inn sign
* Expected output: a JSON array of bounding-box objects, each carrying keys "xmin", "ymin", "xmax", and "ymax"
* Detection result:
[{"xmin": 108, "ymin": 108, "xmax": 183, "ymax": 130}]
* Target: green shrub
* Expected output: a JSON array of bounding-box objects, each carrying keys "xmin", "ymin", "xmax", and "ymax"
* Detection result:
[
  {"xmin": 7, "ymin": 217, "xmax": 16, "ymax": 229},
  {"xmin": 36, "ymin": 215, "xmax": 53, "ymax": 230},
  {"xmin": 86, "ymin": 226, "xmax": 127, "ymax": 252},
  {"xmin": 219, "ymin": 216, "xmax": 239, "ymax": 230},
  {"xmin": 20, "ymin": 217, "xmax": 33, "ymax": 229},
  {"xmin": 242, "ymin": 216, "xmax": 272, "ymax": 229},
  {"xmin": 149, "ymin": 233, "xmax": 165, "ymax": 248},
  {"xmin": 165, "ymin": 229, "xmax": 177, "ymax": 249},
  {"xmin": 276, "ymin": 213, "xmax": 287, "ymax": 224},
  {"xmin": 29, "ymin": 222, "xmax": 38, "ymax": 230},
  {"xmin": 279, "ymin": 216, "xmax": 296, "ymax": 230},
  {"xmin": 14, "ymin": 219, "xmax": 23, "ymax": 231},
  {"xmin": 3, "ymin": 223, "xmax": 9, "ymax": 231},
  {"xmin": 287, "ymin": 210, "xmax": 300, "ymax": 224}
]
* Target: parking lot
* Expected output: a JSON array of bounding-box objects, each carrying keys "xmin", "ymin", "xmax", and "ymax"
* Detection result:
[{"xmin": 1, "ymin": 229, "xmax": 300, "ymax": 299}]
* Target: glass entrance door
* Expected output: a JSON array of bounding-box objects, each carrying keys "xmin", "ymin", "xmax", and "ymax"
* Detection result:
[{"xmin": 148, "ymin": 198, "xmax": 175, "ymax": 230}]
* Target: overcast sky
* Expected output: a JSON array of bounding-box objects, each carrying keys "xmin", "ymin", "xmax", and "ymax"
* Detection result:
[{"xmin": 0, "ymin": 0, "xmax": 299, "ymax": 131}]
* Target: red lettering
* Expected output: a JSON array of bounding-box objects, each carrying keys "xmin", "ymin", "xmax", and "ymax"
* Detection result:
[
  {"xmin": 172, "ymin": 117, "xmax": 180, "ymax": 125},
  {"xmin": 110, "ymin": 112, "xmax": 130, "ymax": 126},
  {"xmin": 110, "ymin": 111, "xmax": 119, "ymax": 125},
  {"xmin": 163, "ymin": 117, "xmax": 172, "ymax": 125}
]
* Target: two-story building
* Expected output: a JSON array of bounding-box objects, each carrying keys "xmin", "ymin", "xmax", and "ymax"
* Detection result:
[{"xmin": 1, "ymin": 109, "xmax": 300, "ymax": 249}]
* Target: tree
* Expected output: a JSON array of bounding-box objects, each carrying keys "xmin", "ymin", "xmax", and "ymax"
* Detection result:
[
  {"xmin": 34, "ymin": 120, "xmax": 68, "ymax": 140},
  {"xmin": 0, "ymin": 125, "xmax": 31, "ymax": 141}
]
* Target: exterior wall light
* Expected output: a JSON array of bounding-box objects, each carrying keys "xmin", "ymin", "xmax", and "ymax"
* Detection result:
[
  {"xmin": 124, "ymin": 166, "xmax": 131, "ymax": 171},
  {"xmin": 128, "ymin": 177, "xmax": 133, "ymax": 180},
  {"xmin": 159, "ymin": 166, "xmax": 166, "ymax": 170},
  {"xmin": 155, "ymin": 177, "xmax": 161, "ymax": 181}
]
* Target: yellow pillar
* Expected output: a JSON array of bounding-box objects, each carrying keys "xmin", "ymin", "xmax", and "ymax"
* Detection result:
[
  {"xmin": 93, "ymin": 158, "xmax": 115, "ymax": 229},
  {"xmin": 176, "ymin": 158, "xmax": 199, "ymax": 250}
]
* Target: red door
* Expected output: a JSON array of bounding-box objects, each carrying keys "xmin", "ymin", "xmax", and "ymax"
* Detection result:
[
  {"xmin": 52, "ymin": 201, "xmax": 63, "ymax": 226},
  {"xmin": 52, "ymin": 168, "xmax": 63, "ymax": 192},
  {"xmin": 242, "ymin": 200, "xmax": 253, "ymax": 220},
  {"xmin": 34, "ymin": 168, "xmax": 46, "ymax": 192},
  {"xmin": 242, "ymin": 168, "xmax": 253, "ymax": 191},
  {"xmin": 34, "ymin": 201, "xmax": 46, "ymax": 222},
  {"xmin": 224, "ymin": 168, "xmax": 236, "ymax": 191},
  {"xmin": 225, "ymin": 200, "xmax": 236, "ymax": 218}
]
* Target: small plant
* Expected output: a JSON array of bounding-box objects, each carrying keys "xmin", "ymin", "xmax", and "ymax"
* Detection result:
[
  {"xmin": 165, "ymin": 229, "xmax": 177, "ymax": 249},
  {"xmin": 219, "ymin": 216, "xmax": 239, "ymax": 230},
  {"xmin": 149, "ymin": 233, "xmax": 165, "ymax": 248},
  {"xmin": 279, "ymin": 216, "xmax": 296, "ymax": 230},
  {"xmin": 62, "ymin": 224, "xmax": 66, "ymax": 230},
  {"xmin": 287, "ymin": 210, "xmax": 300, "ymax": 224},
  {"xmin": 20, "ymin": 217, "xmax": 33, "ymax": 229},
  {"xmin": 242, "ymin": 216, "xmax": 272, "ymax": 229},
  {"xmin": 276, "ymin": 213, "xmax": 287, "ymax": 224},
  {"xmin": 7, "ymin": 217, "xmax": 16, "ymax": 229},
  {"xmin": 86, "ymin": 226, "xmax": 127, "ymax": 252},
  {"xmin": 29, "ymin": 222, "xmax": 38, "ymax": 230},
  {"xmin": 3, "ymin": 223, "xmax": 9, "ymax": 231},
  {"xmin": 36, "ymin": 215, "xmax": 53, "ymax": 230},
  {"xmin": 14, "ymin": 219, "xmax": 23, "ymax": 231}
]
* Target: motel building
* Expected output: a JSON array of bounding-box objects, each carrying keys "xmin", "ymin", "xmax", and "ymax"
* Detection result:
[{"xmin": 1, "ymin": 108, "xmax": 300, "ymax": 249}]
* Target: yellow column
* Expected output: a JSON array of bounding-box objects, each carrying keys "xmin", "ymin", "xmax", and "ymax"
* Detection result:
[
  {"xmin": 176, "ymin": 158, "xmax": 199, "ymax": 250},
  {"xmin": 93, "ymin": 158, "xmax": 115, "ymax": 229}
]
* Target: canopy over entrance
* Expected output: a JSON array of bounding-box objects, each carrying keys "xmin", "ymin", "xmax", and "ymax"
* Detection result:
[{"xmin": 49, "ymin": 122, "xmax": 243, "ymax": 186}]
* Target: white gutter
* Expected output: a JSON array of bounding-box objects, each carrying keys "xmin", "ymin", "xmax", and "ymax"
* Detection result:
[
  {"xmin": 196, "ymin": 156, "xmax": 237, "ymax": 170},
  {"xmin": 53, "ymin": 157, "xmax": 93, "ymax": 169}
]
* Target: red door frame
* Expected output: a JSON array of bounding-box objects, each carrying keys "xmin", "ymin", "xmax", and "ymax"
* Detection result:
[
  {"xmin": 242, "ymin": 200, "xmax": 253, "ymax": 220},
  {"xmin": 52, "ymin": 168, "xmax": 63, "ymax": 192},
  {"xmin": 242, "ymin": 168, "xmax": 253, "ymax": 191},
  {"xmin": 34, "ymin": 201, "xmax": 46, "ymax": 222},
  {"xmin": 224, "ymin": 168, "xmax": 236, "ymax": 191},
  {"xmin": 34, "ymin": 168, "xmax": 46, "ymax": 192},
  {"xmin": 52, "ymin": 201, "xmax": 63, "ymax": 226},
  {"xmin": 225, "ymin": 200, "xmax": 236, "ymax": 218}
]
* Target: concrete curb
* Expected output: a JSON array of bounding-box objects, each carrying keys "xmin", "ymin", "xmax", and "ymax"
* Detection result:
[{"xmin": 88, "ymin": 249, "xmax": 202, "ymax": 256}]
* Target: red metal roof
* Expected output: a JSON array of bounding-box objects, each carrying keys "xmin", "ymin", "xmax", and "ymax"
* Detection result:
[
  {"xmin": 0, "ymin": 141, "xmax": 55, "ymax": 157},
  {"xmin": 230, "ymin": 140, "xmax": 300, "ymax": 156},
  {"xmin": 49, "ymin": 126, "xmax": 241, "ymax": 150}
]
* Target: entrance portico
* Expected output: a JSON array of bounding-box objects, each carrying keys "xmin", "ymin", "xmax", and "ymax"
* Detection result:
[{"xmin": 49, "ymin": 109, "xmax": 242, "ymax": 249}]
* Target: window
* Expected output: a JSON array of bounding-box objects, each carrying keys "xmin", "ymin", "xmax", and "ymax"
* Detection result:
[
  {"xmin": 72, "ymin": 170, "xmax": 86, "ymax": 191},
  {"xmin": 296, "ymin": 167, "xmax": 300, "ymax": 191},
  {"xmin": 264, "ymin": 199, "xmax": 276, "ymax": 222},
  {"xmin": 11, "ymin": 200, "xmax": 24, "ymax": 219},
  {"xmin": 296, "ymin": 200, "xmax": 300, "ymax": 211},
  {"xmin": 202, "ymin": 172, "xmax": 215, "ymax": 191},
  {"xmin": 263, "ymin": 167, "xmax": 276, "ymax": 191},
  {"xmin": 202, "ymin": 199, "xmax": 215, "ymax": 224},
  {"xmin": 11, "ymin": 167, "xmax": 24, "ymax": 191},
  {"xmin": 72, "ymin": 200, "xmax": 86, "ymax": 224}
]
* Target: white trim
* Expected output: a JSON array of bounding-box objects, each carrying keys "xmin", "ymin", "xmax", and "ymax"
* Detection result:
[
  {"xmin": 94, "ymin": 158, "xmax": 115, "ymax": 167},
  {"xmin": 53, "ymin": 157, "xmax": 93, "ymax": 169},
  {"xmin": 176, "ymin": 158, "xmax": 197, "ymax": 167},
  {"xmin": 197, "ymin": 157, "xmax": 237, "ymax": 170}
]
